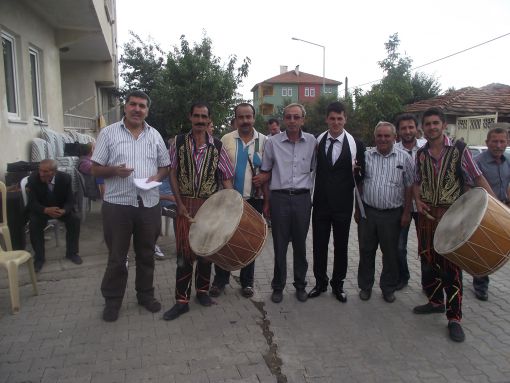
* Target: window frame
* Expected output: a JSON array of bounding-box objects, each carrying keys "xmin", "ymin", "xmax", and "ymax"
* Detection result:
[
  {"xmin": 2, "ymin": 31, "xmax": 20, "ymax": 119},
  {"xmin": 304, "ymin": 87, "xmax": 310, "ymax": 97},
  {"xmin": 310, "ymin": 87, "xmax": 316, "ymax": 97},
  {"xmin": 29, "ymin": 47, "xmax": 42, "ymax": 119}
]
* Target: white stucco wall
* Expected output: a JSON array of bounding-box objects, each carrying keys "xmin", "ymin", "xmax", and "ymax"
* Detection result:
[{"xmin": 0, "ymin": 0, "xmax": 64, "ymax": 180}]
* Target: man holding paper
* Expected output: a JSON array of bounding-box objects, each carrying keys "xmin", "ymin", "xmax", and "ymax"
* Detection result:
[{"xmin": 92, "ymin": 90, "xmax": 170, "ymax": 322}]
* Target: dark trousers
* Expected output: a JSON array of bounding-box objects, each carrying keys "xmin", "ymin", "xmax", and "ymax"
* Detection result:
[
  {"xmin": 212, "ymin": 198, "xmax": 263, "ymax": 289},
  {"xmin": 29, "ymin": 212, "xmax": 80, "ymax": 263},
  {"xmin": 312, "ymin": 207, "xmax": 352, "ymax": 289},
  {"xmin": 100, "ymin": 201, "xmax": 161, "ymax": 307},
  {"xmin": 397, "ymin": 212, "xmax": 418, "ymax": 284},
  {"xmin": 358, "ymin": 206, "xmax": 401, "ymax": 294},
  {"xmin": 270, "ymin": 191, "xmax": 311, "ymax": 291},
  {"xmin": 175, "ymin": 257, "xmax": 212, "ymax": 303}
]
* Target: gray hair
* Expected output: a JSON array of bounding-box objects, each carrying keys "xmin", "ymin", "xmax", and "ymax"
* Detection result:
[
  {"xmin": 40, "ymin": 159, "xmax": 58, "ymax": 170},
  {"xmin": 374, "ymin": 121, "xmax": 396, "ymax": 136},
  {"xmin": 284, "ymin": 103, "xmax": 307, "ymax": 118}
]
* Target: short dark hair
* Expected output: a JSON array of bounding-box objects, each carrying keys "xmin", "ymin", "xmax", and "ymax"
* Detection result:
[
  {"xmin": 234, "ymin": 103, "xmax": 255, "ymax": 118},
  {"xmin": 189, "ymin": 102, "xmax": 211, "ymax": 116},
  {"xmin": 487, "ymin": 127, "xmax": 509, "ymax": 140},
  {"xmin": 267, "ymin": 118, "xmax": 279, "ymax": 126},
  {"xmin": 326, "ymin": 101, "xmax": 346, "ymax": 117},
  {"xmin": 125, "ymin": 90, "xmax": 151, "ymax": 108},
  {"xmin": 422, "ymin": 107, "xmax": 445, "ymax": 124},
  {"xmin": 394, "ymin": 113, "xmax": 418, "ymax": 131}
]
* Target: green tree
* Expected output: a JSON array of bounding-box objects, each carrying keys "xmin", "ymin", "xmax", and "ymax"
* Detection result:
[{"xmin": 119, "ymin": 32, "xmax": 250, "ymax": 137}]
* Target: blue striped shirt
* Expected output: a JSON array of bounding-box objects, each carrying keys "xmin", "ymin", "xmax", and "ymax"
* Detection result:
[
  {"xmin": 362, "ymin": 146, "xmax": 414, "ymax": 209},
  {"xmin": 92, "ymin": 119, "xmax": 170, "ymax": 207}
]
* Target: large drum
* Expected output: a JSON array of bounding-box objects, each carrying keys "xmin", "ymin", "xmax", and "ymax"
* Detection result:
[
  {"xmin": 189, "ymin": 189, "xmax": 267, "ymax": 271},
  {"xmin": 434, "ymin": 187, "xmax": 510, "ymax": 277}
]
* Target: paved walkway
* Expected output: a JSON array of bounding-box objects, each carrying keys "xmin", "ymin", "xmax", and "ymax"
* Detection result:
[{"xmin": 1, "ymin": 203, "xmax": 510, "ymax": 382}]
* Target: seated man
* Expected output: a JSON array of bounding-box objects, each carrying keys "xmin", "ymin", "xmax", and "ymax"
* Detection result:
[
  {"xmin": 26, "ymin": 159, "xmax": 82, "ymax": 272},
  {"xmin": 154, "ymin": 177, "xmax": 176, "ymax": 259}
]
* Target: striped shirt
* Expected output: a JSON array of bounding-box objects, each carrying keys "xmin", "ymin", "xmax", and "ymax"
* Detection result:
[
  {"xmin": 261, "ymin": 130, "xmax": 317, "ymax": 190},
  {"xmin": 414, "ymin": 135, "xmax": 481, "ymax": 185},
  {"xmin": 221, "ymin": 129, "xmax": 267, "ymax": 198},
  {"xmin": 168, "ymin": 131, "xmax": 234, "ymax": 185},
  {"xmin": 92, "ymin": 119, "xmax": 170, "ymax": 207},
  {"xmin": 395, "ymin": 139, "xmax": 425, "ymax": 212},
  {"xmin": 362, "ymin": 146, "xmax": 414, "ymax": 209}
]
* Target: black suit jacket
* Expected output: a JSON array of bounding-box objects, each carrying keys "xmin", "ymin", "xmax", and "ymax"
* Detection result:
[
  {"xmin": 26, "ymin": 171, "xmax": 75, "ymax": 215},
  {"xmin": 313, "ymin": 133, "xmax": 365, "ymax": 214}
]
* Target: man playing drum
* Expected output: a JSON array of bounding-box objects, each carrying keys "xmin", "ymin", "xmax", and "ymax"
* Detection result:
[
  {"xmin": 413, "ymin": 107, "xmax": 495, "ymax": 342},
  {"xmin": 163, "ymin": 102, "xmax": 234, "ymax": 321},
  {"xmin": 472, "ymin": 127, "xmax": 510, "ymax": 301},
  {"xmin": 209, "ymin": 103, "xmax": 268, "ymax": 299}
]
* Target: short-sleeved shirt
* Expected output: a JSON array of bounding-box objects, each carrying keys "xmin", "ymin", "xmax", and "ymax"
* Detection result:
[
  {"xmin": 362, "ymin": 146, "xmax": 414, "ymax": 209},
  {"xmin": 261, "ymin": 130, "xmax": 317, "ymax": 190},
  {"xmin": 475, "ymin": 151, "xmax": 510, "ymax": 203},
  {"xmin": 168, "ymin": 131, "xmax": 234, "ymax": 183},
  {"xmin": 221, "ymin": 129, "xmax": 267, "ymax": 198},
  {"xmin": 92, "ymin": 119, "xmax": 170, "ymax": 207}
]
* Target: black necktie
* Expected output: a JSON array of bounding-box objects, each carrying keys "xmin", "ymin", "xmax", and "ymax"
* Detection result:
[{"xmin": 327, "ymin": 138, "xmax": 336, "ymax": 166}]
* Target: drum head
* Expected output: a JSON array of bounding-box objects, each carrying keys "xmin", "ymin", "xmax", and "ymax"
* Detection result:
[
  {"xmin": 189, "ymin": 189, "xmax": 244, "ymax": 256},
  {"xmin": 434, "ymin": 188, "xmax": 488, "ymax": 254}
]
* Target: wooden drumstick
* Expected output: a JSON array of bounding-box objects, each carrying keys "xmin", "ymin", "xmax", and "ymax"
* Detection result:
[{"xmin": 423, "ymin": 211, "xmax": 435, "ymax": 221}]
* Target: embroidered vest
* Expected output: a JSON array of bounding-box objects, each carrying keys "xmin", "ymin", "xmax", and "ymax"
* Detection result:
[
  {"xmin": 175, "ymin": 134, "xmax": 222, "ymax": 199},
  {"xmin": 418, "ymin": 141, "xmax": 465, "ymax": 207}
]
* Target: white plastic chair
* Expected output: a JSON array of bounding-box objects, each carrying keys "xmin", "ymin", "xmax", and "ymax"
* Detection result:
[
  {"xmin": 0, "ymin": 181, "xmax": 38, "ymax": 313},
  {"xmin": 20, "ymin": 176, "xmax": 61, "ymax": 247}
]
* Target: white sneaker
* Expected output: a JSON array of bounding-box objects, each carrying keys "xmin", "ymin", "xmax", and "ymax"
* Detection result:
[{"xmin": 154, "ymin": 244, "xmax": 165, "ymax": 259}]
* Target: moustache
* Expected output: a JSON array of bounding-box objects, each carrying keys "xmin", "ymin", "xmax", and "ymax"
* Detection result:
[{"xmin": 195, "ymin": 123, "xmax": 207, "ymax": 127}]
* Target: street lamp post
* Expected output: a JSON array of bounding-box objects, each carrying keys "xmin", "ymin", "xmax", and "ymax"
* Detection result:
[{"xmin": 291, "ymin": 37, "xmax": 326, "ymax": 94}]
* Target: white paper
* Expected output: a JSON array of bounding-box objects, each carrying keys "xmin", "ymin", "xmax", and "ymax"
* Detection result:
[{"xmin": 134, "ymin": 178, "xmax": 162, "ymax": 190}]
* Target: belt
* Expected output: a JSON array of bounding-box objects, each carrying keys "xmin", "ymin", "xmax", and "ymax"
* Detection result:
[
  {"xmin": 364, "ymin": 203, "xmax": 401, "ymax": 212},
  {"xmin": 272, "ymin": 189, "xmax": 310, "ymax": 196}
]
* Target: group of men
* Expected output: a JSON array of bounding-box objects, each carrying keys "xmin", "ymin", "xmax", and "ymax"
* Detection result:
[{"xmin": 28, "ymin": 88, "xmax": 508, "ymax": 344}]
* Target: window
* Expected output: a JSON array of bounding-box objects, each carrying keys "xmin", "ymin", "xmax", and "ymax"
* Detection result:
[
  {"xmin": 310, "ymin": 88, "xmax": 315, "ymax": 97},
  {"xmin": 2, "ymin": 32, "xmax": 19, "ymax": 117},
  {"xmin": 262, "ymin": 86, "xmax": 273, "ymax": 96},
  {"xmin": 29, "ymin": 48, "xmax": 42, "ymax": 119},
  {"xmin": 281, "ymin": 87, "xmax": 293, "ymax": 97},
  {"xmin": 304, "ymin": 88, "xmax": 309, "ymax": 97}
]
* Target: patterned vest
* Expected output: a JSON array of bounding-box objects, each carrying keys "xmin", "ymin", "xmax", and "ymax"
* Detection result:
[
  {"xmin": 175, "ymin": 133, "xmax": 222, "ymax": 199},
  {"xmin": 417, "ymin": 141, "xmax": 465, "ymax": 207}
]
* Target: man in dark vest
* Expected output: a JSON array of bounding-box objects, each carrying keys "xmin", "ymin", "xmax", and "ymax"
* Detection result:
[
  {"xmin": 413, "ymin": 107, "xmax": 495, "ymax": 342},
  {"xmin": 163, "ymin": 102, "xmax": 234, "ymax": 320},
  {"xmin": 308, "ymin": 101, "xmax": 365, "ymax": 302}
]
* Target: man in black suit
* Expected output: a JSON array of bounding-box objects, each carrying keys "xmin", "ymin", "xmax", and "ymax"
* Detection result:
[
  {"xmin": 308, "ymin": 101, "xmax": 365, "ymax": 302},
  {"xmin": 26, "ymin": 159, "xmax": 82, "ymax": 272}
]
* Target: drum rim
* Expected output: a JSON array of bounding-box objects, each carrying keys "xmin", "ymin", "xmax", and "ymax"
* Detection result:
[{"xmin": 434, "ymin": 187, "xmax": 488, "ymax": 254}]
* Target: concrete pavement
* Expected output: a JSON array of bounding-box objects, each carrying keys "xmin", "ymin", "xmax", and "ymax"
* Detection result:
[{"xmin": 1, "ymin": 203, "xmax": 510, "ymax": 382}]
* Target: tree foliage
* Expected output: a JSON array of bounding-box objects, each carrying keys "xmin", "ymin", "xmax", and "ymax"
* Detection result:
[{"xmin": 119, "ymin": 32, "xmax": 250, "ymax": 138}]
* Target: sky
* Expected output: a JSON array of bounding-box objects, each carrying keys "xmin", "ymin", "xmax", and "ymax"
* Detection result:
[{"xmin": 116, "ymin": 0, "xmax": 510, "ymax": 101}]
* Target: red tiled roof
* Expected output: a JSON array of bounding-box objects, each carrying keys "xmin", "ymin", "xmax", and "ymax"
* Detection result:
[
  {"xmin": 405, "ymin": 83, "xmax": 510, "ymax": 116},
  {"xmin": 251, "ymin": 70, "xmax": 342, "ymax": 91}
]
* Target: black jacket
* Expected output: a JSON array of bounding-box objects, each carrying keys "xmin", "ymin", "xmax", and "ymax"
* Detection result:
[{"xmin": 26, "ymin": 171, "xmax": 74, "ymax": 215}]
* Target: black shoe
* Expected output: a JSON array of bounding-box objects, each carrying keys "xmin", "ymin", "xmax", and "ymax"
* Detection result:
[
  {"xmin": 308, "ymin": 285, "xmax": 327, "ymax": 298},
  {"xmin": 395, "ymin": 280, "xmax": 408, "ymax": 291},
  {"xmin": 474, "ymin": 289, "xmax": 488, "ymax": 301},
  {"xmin": 34, "ymin": 260, "xmax": 44, "ymax": 273},
  {"xmin": 138, "ymin": 297, "xmax": 161, "ymax": 313},
  {"xmin": 334, "ymin": 288, "xmax": 347, "ymax": 303},
  {"xmin": 448, "ymin": 321, "xmax": 465, "ymax": 342},
  {"xmin": 383, "ymin": 292, "xmax": 396, "ymax": 303},
  {"xmin": 359, "ymin": 289, "xmax": 371, "ymax": 301},
  {"xmin": 66, "ymin": 255, "xmax": 83, "ymax": 265},
  {"xmin": 196, "ymin": 293, "xmax": 212, "ymax": 307},
  {"xmin": 241, "ymin": 286, "xmax": 254, "ymax": 298},
  {"xmin": 163, "ymin": 303, "xmax": 189, "ymax": 321},
  {"xmin": 413, "ymin": 302, "xmax": 445, "ymax": 314},
  {"xmin": 209, "ymin": 285, "xmax": 225, "ymax": 298},
  {"xmin": 271, "ymin": 290, "xmax": 283, "ymax": 303},
  {"xmin": 103, "ymin": 305, "xmax": 120, "ymax": 322},
  {"xmin": 296, "ymin": 289, "xmax": 308, "ymax": 302}
]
